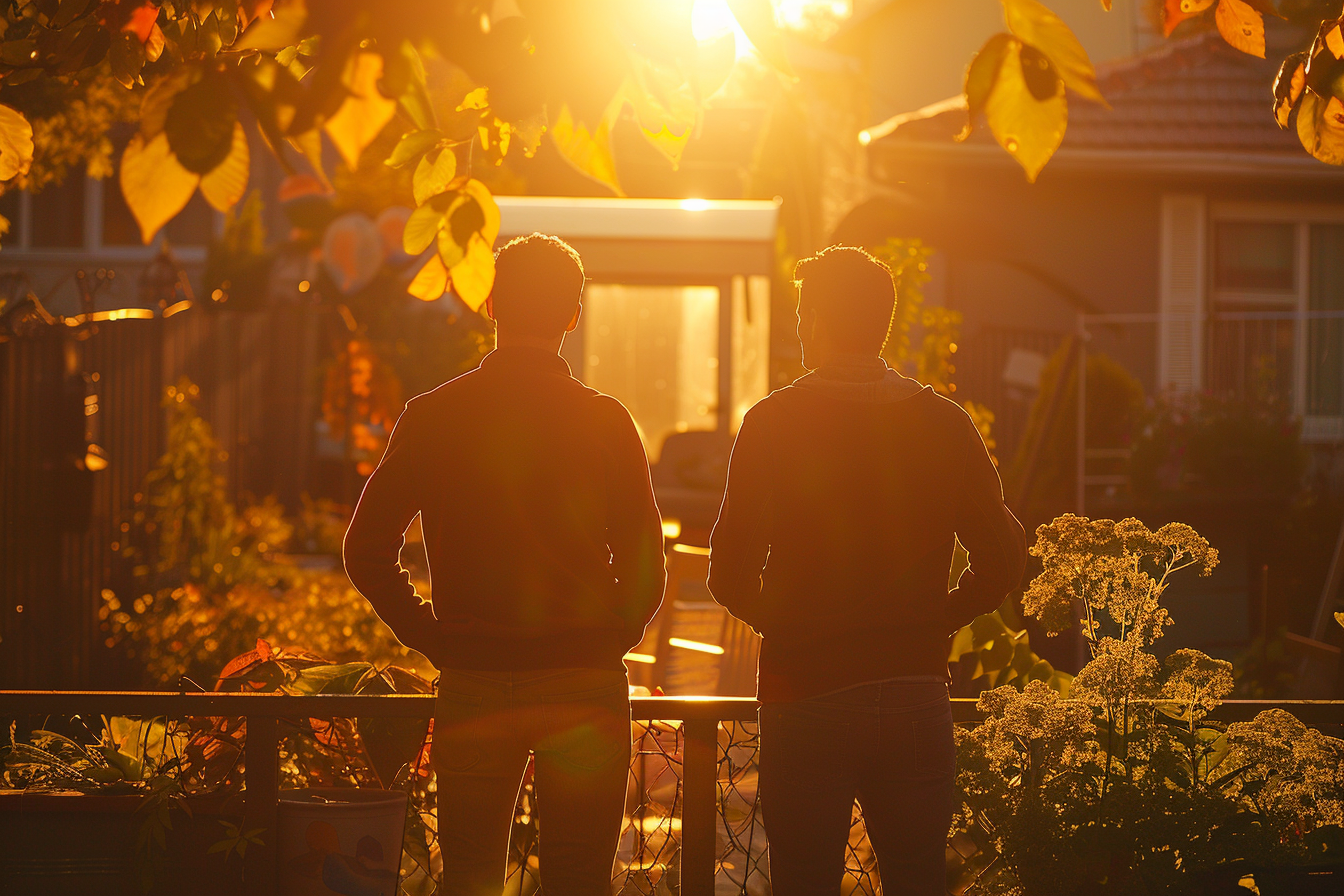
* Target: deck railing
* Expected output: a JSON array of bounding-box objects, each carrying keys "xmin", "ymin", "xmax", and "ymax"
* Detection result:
[{"xmin": 4, "ymin": 692, "xmax": 1344, "ymax": 895}]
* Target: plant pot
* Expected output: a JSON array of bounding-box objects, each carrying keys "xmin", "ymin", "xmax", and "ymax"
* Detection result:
[{"xmin": 277, "ymin": 787, "xmax": 407, "ymax": 896}]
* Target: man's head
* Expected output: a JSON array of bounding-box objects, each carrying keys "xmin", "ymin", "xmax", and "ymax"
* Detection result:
[
  {"xmin": 792, "ymin": 245, "xmax": 895, "ymax": 369},
  {"xmin": 486, "ymin": 233, "xmax": 586, "ymax": 342}
]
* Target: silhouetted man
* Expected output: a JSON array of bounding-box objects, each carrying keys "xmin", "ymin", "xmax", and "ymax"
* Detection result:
[
  {"xmin": 708, "ymin": 245, "xmax": 1026, "ymax": 896},
  {"xmin": 345, "ymin": 233, "xmax": 666, "ymax": 896}
]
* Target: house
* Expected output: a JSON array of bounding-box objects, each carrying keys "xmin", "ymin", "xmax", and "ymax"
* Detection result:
[{"xmin": 842, "ymin": 20, "xmax": 1344, "ymax": 661}]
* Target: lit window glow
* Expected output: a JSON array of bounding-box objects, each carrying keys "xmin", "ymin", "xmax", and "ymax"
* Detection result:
[
  {"xmin": 669, "ymin": 637, "xmax": 725, "ymax": 655},
  {"xmin": 661, "ymin": 518, "xmax": 682, "ymax": 539},
  {"xmin": 672, "ymin": 543, "xmax": 711, "ymax": 556},
  {"xmin": 624, "ymin": 652, "xmax": 657, "ymax": 664}
]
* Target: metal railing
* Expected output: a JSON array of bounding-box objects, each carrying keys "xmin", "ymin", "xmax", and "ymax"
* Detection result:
[{"xmin": 3, "ymin": 692, "xmax": 1344, "ymax": 895}]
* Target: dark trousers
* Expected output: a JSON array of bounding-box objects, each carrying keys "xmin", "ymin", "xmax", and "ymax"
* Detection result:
[
  {"xmin": 431, "ymin": 668, "xmax": 631, "ymax": 896},
  {"xmin": 758, "ymin": 679, "xmax": 955, "ymax": 896}
]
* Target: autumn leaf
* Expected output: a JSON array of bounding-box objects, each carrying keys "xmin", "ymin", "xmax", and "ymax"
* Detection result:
[
  {"xmin": 1297, "ymin": 90, "xmax": 1344, "ymax": 165},
  {"xmin": 1274, "ymin": 52, "xmax": 1307, "ymax": 129},
  {"xmin": 120, "ymin": 132, "xmax": 200, "ymax": 243},
  {"xmin": 199, "ymin": 122, "xmax": 250, "ymax": 212},
  {"xmin": 324, "ymin": 51, "xmax": 398, "ymax": 170},
  {"xmin": 463, "ymin": 179, "xmax": 499, "ymax": 247},
  {"xmin": 1002, "ymin": 0, "xmax": 1104, "ymax": 103},
  {"xmin": 402, "ymin": 202, "xmax": 446, "ymax": 256},
  {"xmin": 412, "ymin": 147, "xmax": 457, "ymax": 205},
  {"xmin": 961, "ymin": 33, "xmax": 1016, "ymax": 140},
  {"xmin": 984, "ymin": 40, "xmax": 1067, "ymax": 182},
  {"xmin": 407, "ymin": 252, "xmax": 448, "ymax": 301},
  {"xmin": 449, "ymin": 233, "xmax": 495, "ymax": 312},
  {"xmin": 237, "ymin": 0, "xmax": 308, "ymax": 51},
  {"xmin": 550, "ymin": 103, "xmax": 623, "ymax": 196},
  {"xmin": 1215, "ymin": 0, "xmax": 1264, "ymax": 58},
  {"xmin": 1163, "ymin": 0, "xmax": 1216, "ymax": 37},
  {"xmin": 0, "ymin": 104, "xmax": 34, "ymax": 182}
]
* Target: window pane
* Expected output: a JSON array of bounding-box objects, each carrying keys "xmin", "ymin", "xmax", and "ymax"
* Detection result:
[
  {"xmin": 1215, "ymin": 221, "xmax": 1295, "ymax": 291},
  {"xmin": 1308, "ymin": 224, "xmax": 1344, "ymax": 416},
  {"xmin": 29, "ymin": 175, "xmax": 84, "ymax": 249},
  {"xmin": 165, "ymin": 192, "xmax": 216, "ymax": 246},
  {"xmin": 101, "ymin": 174, "xmax": 141, "ymax": 246},
  {"xmin": 577, "ymin": 284, "xmax": 719, "ymax": 462}
]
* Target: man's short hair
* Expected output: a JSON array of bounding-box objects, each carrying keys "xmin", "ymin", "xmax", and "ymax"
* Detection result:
[
  {"xmin": 490, "ymin": 233, "xmax": 585, "ymax": 336},
  {"xmin": 792, "ymin": 245, "xmax": 896, "ymax": 353}
]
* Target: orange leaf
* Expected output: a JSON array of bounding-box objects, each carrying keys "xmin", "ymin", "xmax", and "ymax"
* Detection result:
[
  {"xmin": 1162, "ymin": 0, "xmax": 1215, "ymax": 38},
  {"xmin": 1214, "ymin": 0, "xmax": 1264, "ymax": 58}
]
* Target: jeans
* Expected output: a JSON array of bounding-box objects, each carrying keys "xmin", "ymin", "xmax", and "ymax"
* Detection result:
[
  {"xmin": 431, "ymin": 667, "xmax": 631, "ymax": 896},
  {"xmin": 758, "ymin": 679, "xmax": 955, "ymax": 896}
]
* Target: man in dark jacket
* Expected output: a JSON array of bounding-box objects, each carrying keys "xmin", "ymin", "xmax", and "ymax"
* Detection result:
[
  {"xmin": 708, "ymin": 245, "xmax": 1026, "ymax": 896},
  {"xmin": 345, "ymin": 233, "xmax": 666, "ymax": 896}
]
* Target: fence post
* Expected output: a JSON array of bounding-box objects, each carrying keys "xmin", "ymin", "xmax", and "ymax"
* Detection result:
[
  {"xmin": 681, "ymin": 717, "xmax": 718, "ymax": 896},
  {"xmin": 243, "ymin": 712, "xmax": 280, "ymax": 896}
]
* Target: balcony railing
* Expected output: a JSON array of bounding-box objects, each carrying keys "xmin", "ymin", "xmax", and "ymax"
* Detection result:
[{"xmin": 3, "ymin": 692, "xmax": 1344, "ymax": 895}]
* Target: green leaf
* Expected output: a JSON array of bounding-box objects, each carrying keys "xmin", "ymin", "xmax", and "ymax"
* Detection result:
[
  {"xmin": 289, "ymin": 662, "xmax": 372, "ymax": 695},
  {"xmin": 984, "ymin": 39, "xmax": 1066, "ymax": 182},
  {"xmin": 1002, "ymin": 0, "xmax": 1104, "ymax": 102},
  {"xmin": 411, "ymin": 147, "xmax": 457, "ymax": 204},
  {"xmin": 387, "ymin": 129, "xmax": 442, "ymax": 169}
]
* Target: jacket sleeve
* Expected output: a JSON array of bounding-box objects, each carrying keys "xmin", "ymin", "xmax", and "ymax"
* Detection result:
[
  {"xmin": 947, "ymin": 414, "xmax": 1027, "ymax": 632},
  {"xmin": 343, "ymin": 403, "xmax": 442, "ymax": 662},
  {"xmin": 707, "ymin": 407, "xmax": 772, "ymax": 632},
  {"xmin": 604, "ymin": 400, "xmax": 667, "ymax": 647}
]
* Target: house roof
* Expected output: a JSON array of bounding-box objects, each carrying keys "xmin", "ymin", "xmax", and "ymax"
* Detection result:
[{"xmin": 871, "ymin": 25, "xmax": 1331, "ymax": 171}]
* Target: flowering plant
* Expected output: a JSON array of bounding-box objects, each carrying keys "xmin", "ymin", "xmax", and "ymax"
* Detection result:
[{"xmin": 950, "ymin": 515, "xmax": 1344, "ymax": 895}]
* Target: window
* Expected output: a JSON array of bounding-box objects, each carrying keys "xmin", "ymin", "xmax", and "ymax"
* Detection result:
[
  {"xmin": 1208, "ymin": 209, "xmax": 1344, "ymax": 439},
  {"xmin": 566, "ymin": 284, "xmax": 720, "ymax": 462}
]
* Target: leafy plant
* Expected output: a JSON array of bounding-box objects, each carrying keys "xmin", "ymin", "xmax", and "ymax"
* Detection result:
[{"xmin": 949, "ymin": 514, "xmax": 1344, "ymax": 895}]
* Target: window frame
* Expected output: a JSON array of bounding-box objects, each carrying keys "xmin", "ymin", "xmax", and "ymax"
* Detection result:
[
  {"xmin": 1209, "ymin": 202, "xmax": 1344, "ymax": 441},
  {"xmin": 4, "ymin": 172, "xmax": 213, "ymax": 263}
]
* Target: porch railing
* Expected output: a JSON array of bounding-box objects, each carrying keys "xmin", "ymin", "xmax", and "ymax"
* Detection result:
[{"xmin": 3, "ymin": 692, "xmax": 1344, "ymax": 895}]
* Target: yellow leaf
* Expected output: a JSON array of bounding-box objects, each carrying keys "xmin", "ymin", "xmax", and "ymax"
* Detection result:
[
  {"xmin": 1215, "ymin": 0, "xmax": 1264, "ymax": 58},
  {"xmin": 119, "ymin": 132, "xmax": 200, "ymax": 243},
  {"xmin": 407, "ymin": 253, "xmax": 448, "ymax": 301},
  {"xmin": 199, "ymin": 122, "xmax": 250, "ymax": 212},
  {"xmin": 287, "ymin": 129, "xmax": 330, "ymax": 190},
  {"xmin": 1002, "ymin": 0, "xmax": 1104, "ymax": 103},
  {"xmin": 984, "ymin": 40, "xmax": 1067, "ymax": 182},
  {"xmin": 412, "ymin": 147, "xmax": 456, "ymax": 205},
  {"xmin": 620, "ymin": 65, "xmax": 699, "ymax": 169},
  {"xmin": 457, "ymin": 87, "xmax": 489, "ymax": 112},
  {"xmin": 449, "ymin": 233, "xmax": 495, "ymax": 312},
  {"xmin": 550, "ymin": 103, "xmax": 624, "ymax": 196},
  {"xmin": 1297, "ymin": 91, "xmax": 1344, "ymax": 165},
  {"xmin": 403, "ymin": 202, "xmax": 446, "ymax": 256},
  {"xmin": 0, "ymin": 104, "xmax": 33, "ymax": 182},
  {"xmin": 323, "ymin": 52, "xmax": 398, "ymax": 170},
  {"xmin": 462, "ymin": 179, "xmax": 500, "ymax": 247},
  {"xmin": 140, "ymin": 70, "xmax": 193, "ymax": 139},
  {"xmin": 237, "ymin": 0, "xmax": 308, "ymax": 51}
]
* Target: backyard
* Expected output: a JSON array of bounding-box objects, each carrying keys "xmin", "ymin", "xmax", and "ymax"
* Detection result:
[{"xmin": 5, "ymin": 1, "xmax": 1344, "ymax": 894}]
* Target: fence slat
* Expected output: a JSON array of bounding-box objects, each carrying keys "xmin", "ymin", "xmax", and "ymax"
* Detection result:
[
  {"xmin": 243, "ymin": 713, "xmax": 279, "ymax": 896},
  {"xmin": 680, "ymin": 716, "xmax": 719, "ymax": 896}
]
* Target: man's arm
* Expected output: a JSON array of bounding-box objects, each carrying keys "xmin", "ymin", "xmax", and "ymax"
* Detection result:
[
  {"xmin": 604, "ymin": 400, "xmax": 667, "ymax": 646},
  {"xmin": 343, "ymin": 403, "xmax": 441, "ymax": 662},
  {"xmin": 948, "ymin": 415, "xmax": 1027, "ymax": 632},
  {"xmin": 708, "ymin": 407, "xmax": 772, "ymax": 632}
]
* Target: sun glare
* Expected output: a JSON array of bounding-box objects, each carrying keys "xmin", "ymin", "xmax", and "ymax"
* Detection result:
[{"xmin": 679, "ymin": 198, "xmax": 711, "ymax": 211}]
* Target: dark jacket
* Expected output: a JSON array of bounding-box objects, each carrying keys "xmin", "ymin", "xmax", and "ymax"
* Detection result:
[
  {"xmin": 344, "ymin": 346, "xmax": 666, "ymax": 671},
  {"xmin": 707, "ymin": 364, "xmax": 1026, "ymax": 702}
]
